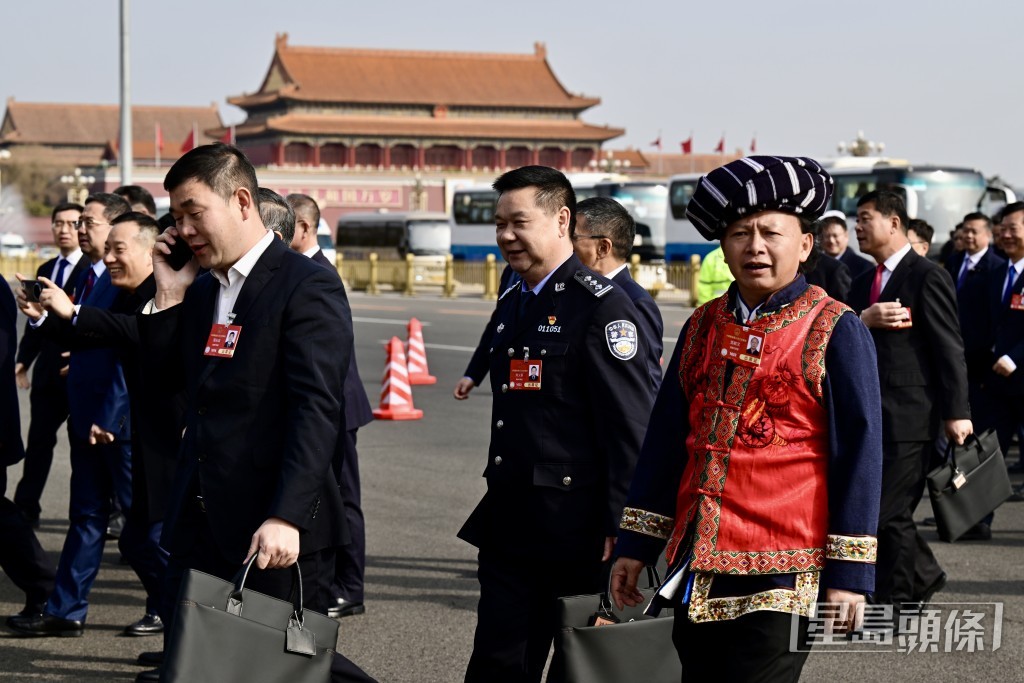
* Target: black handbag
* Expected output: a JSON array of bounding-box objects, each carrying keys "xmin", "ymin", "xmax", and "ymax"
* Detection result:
[
  {"xmin": 162, "ymin": 556, "xmax": 339, "ymax": 683},
  {"xmin": 926, "ymin": 429, "xmax": 1013, "ymax": 543},
  {"xmin": 548, "ymin": 567, "xmax": 680, "ymax": 683}
]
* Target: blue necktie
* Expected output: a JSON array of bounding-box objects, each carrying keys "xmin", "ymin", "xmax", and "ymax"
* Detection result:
[
  {"xmin": 1003, "ymin": 264, "xmax": 1018, "ymax": 305},
  {"xmin": 956, "ymin": 258, "xmax": 969, "ymax": 291},
  {"xmin": 54, "ymin": 258, "xmax": 69, "ymax": 288}
]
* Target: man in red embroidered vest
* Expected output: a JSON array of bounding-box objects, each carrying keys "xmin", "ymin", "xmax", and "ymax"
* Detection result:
[{"xmin": 611, "ymin": 157, "xmax": 883, "ymax": 682}]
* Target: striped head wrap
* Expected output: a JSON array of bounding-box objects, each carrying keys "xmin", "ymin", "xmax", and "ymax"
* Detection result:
[{"xmin": 685, "ymin": 156, "xmax": 834, "ymax": 240}]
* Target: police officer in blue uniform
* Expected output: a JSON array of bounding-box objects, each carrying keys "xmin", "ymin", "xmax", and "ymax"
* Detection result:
[{"xmin": 458, "ymin": 166, "xmax": 656, "ymax": 683}]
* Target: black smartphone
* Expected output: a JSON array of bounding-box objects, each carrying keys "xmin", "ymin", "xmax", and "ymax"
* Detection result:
[
  {"xmin": 21, "ymin": 279, "xmax": 44, "ymax": 303},
  {"xmin": 165, "ymin": 237, "xmax": 194, "ymax": 271}
]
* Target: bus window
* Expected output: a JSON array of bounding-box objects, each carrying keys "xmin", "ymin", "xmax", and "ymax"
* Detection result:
[
  {"xmin": 408, "ymin": 220, "xmax": 452, "ymax": 256},
  {"xmin": 669, "ymin": 180, "xmax": 698, "ymax": 219},
  {"xmin": 832, "ymin": 175, "xmax": 878, "ymax": 217},
  {"xmin": 454, "ymin": 190, "xmax": 497, "ymax": 225}
]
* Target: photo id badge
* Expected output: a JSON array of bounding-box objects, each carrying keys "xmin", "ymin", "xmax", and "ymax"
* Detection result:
[
  {"xmin": 204, "ymin": 324, "xmax": 243, "ymax": 358},
  {"xmin": 509, "ymin": 359, "xmax": 542, "ymax": 390},
  {"xmin": 1011, "ymin": 294, "xmax": 1024, "ymax": 311},
  {"xmin": 720, "ymin": 323, "xmax": 764, "ymax": 368}
]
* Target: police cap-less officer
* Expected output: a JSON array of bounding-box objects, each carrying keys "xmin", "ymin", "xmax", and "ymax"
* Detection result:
[{"xmin": 459, "ymin": 166, "xmax": 656, "ymax": 683}]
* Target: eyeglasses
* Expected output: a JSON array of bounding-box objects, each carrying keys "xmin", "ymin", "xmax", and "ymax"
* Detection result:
[
  {"xmin": 570, "ymin": 234, "xmax": 608, "ymax": 242},
  {"xmin": 75, "ymin": 219, "xmax": 109, "ymax": 230},
  {"xmin": 52, "ymin": 220, "xmax": 78, "ymax": 230}
]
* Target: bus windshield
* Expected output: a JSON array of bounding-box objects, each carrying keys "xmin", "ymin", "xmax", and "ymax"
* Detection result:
[
  {"xmin": 901, "ymin": 170, "xmax": 986, "ymax": 233},
  {"xmin": 668, "ymin": 179, "xmax": 699, "ymax": 219},
  {"xmin": 602, "ymin": 183, "xmax": 668, "ymax": 221},
  {"xmin": 408, "ymin": 221, "xmax": 451, "ymax": 255},
  {"xmin": 453, "ymin": 190, "xmax": 497, "ymax": 225}
]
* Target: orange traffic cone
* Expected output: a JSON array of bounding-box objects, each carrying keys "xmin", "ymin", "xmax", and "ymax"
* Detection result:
[
  {"xmin": 373, "ymin": 336, "xmax": 424, "ymax": 420},
  {"xmin": 406, "ymin": 317, "xmax": 437, "ymax": 385}
]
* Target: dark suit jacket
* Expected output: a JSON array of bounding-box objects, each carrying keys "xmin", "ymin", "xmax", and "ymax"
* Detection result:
[
  {"xmin": 952, "ymin": 249, "xmax": 1007, "ymax": 380},
  {"xmin": 0, "ymin": 281, "xmax": 24, "ymax": 466},
  {"xmin": 838, "ymin": 249, "xmax": 874, "ymax": 281},
  {"xmin": 15, "ymin": 256, "xmax": 88, "ymax": 388},
  {"xmin": 985, "ymin": 260, "xmax": 1024, "ymax": 396},
  {"xmin": 45, "ymin": 265, "xmax": 131, "ymax": 442},
  {"xmin": 848, "ymin": 248, "xmax": 970, "ymax": 442},
  {"xmin": 139, "ymin": 238, "xmax": 351, "ymax": 562},
  {"xmin": 74, "ymin": 275, "xmax": 183, "ymax": 522},
  {"xmin": 312, "ymin": 248, "xmax": 373, "ymax": 431},
  {"xmin": 805, "ymin": 254, "xmax": 852, "ymax": 304},
  {"xmin": 612, "ymin": 268, "xmax": 664, "ymax": 388}
]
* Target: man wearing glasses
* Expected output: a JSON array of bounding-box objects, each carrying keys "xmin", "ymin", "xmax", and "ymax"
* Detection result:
[
  {"xmin": 570, "ymin": 196, "xmax": 663, "ymax": 389},
  {"xmin": 12, "ymin": 203, "xmax": 87, "ymax": 528}
]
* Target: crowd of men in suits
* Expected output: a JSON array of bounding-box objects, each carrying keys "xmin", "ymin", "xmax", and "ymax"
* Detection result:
[{"xmin": 0, "ymin": 144, "xmax": 376, "ymax": 683}]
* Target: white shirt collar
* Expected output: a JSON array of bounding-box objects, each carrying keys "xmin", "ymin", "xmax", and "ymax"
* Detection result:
[
  {"xmin": 965, "ymin": 246, "xmax": 989, "ymax": 267},
  {"xmin": 211, "ymin": 230, "xmax": 276, "ymax": 289},
  {"xmin": 90, "ymin": 259, "xmax": 107, "ymax": 277},
  {"xmin": 303, "ymin": 246, "xmax": 320, "ymax": 258},
  {"xmin": 881, "ymin": 242, "xmax": 913, "ymax": 273},
  {"xmin": 1010, "ymin": 255, "xmax": 1024, "ymax": 275},
  {"xmin": 606, "ymin": 263, "xmax": 629, "ymax": 279},
  {"xmin": 61, "ymin": 248, "xmax": 83, "ymax": 266}
]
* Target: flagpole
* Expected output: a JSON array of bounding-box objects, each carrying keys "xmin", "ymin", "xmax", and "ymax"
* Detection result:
[
  {"xmin": 155, "ymin": 123, "xmax": 160, "ymax": 168},
  {"xmin": 118, "ymin": 0, "xmax": 132, "ymax": 185}
]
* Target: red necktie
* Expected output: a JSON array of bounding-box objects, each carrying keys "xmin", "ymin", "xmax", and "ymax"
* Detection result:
[
  {"xmin": 77, "ymin": 270, "xmax": 96, "ymax": 304},
  {"xmin": 868, "ymin": 264, "xmax": 884, "ymax": 305}
]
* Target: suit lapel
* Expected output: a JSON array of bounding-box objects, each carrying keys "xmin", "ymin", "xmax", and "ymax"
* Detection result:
[
  {"xmin": 64, "ymin": 259, "xmax": 89, "ymax": 296},
  {"xmin": 193, "ymin": 276, "xmax": 226, "ymax": 390},
  {"xmin": 880, "ymin": 249, "xmax": 917, "ymax": 301}
]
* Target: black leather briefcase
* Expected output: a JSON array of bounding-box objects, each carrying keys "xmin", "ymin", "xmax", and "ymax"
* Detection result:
[
  {"xmin": 926, "ymin": 430, "xmax": 1013, "ymax": 543},
  {"xmin": 162, "ymin": 556, "xmax": 338, "ymax": 683}
]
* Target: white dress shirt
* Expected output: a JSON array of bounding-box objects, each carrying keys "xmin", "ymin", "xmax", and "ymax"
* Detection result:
[{"xmin": 209, "ymin": 230, "xmax": 276, "ymax": 325}]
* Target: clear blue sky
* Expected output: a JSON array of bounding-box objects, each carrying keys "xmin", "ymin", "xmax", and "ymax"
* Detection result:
[{"xmin": 4, "ymin": 0, "xmax": 1023, "ymax": 184}]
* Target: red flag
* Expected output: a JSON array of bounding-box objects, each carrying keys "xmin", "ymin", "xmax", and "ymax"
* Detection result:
[
  {"xmin": 181, "ymin": 128, "xmax": 195, "ymax": 154},
  {"xmin": 155, "ymin": 122, "xmax": 164, "ymax": 151},
  {"xmin": 714, "ymin": 136, "xmax": 725, "ymax": 154},
  {"xmin": 649, "ymin": 135, "xmax": 662, "ymax": 150},
  {"xmin": 680, "ymin": 137, "xmax": 693, "ymax": 155},
  {"xmin": 750, "ymin": 135, "xmax": 757, "ymax": 154},
  {"xmin": 220, "ymin": 125, "xmax": 236, "ymax": 145}
]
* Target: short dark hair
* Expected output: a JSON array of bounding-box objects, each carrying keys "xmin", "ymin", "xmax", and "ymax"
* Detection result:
[
  {"xmin": 961, "ymin": 212, "xmax": 992, "ymax": 229},
  {"xmin": 258, "ymin": 188, "xmax": 295, "ymax": 243},
  {"xmin": 51, "ymin": 202, "xmax": 83, "ymax": 222},
  {"xmin": 113, "ymin": 185, "xmax": 157, "ymax": 216},
  {"xmin": 157, "ymin": 212, "xmax": 176, "ymax": 231},
  {"xmin": 857, "ymin": 190, "xmax": 909, "ymax": 232},
  {"xmin": 575, "ymin": 196, "xmax": 635, "ymax": 260},
  {"xmin": 818, "ymin": 216, "xmax": 847, "ymax": 232},
  {"xmin": 111, "ymin": 211, "xmax": 161, "ymax": 245},
  {"xmin": 84, "ymin": 193, "xmax": 131, "ymax": 222},
  {"xmin": 798, "ymin": 215, "xmax": 820, "ymax": 275},
  {"xmin": 908, "ymin": 218, "xmax": 934, "ymax": 245},
  {"xmin": 492, "ymin": 165, "xmax": 576, "ymax": 230},
  {"xmin": 998, "ymin": 201, "xmax": 1024, "ymax": 223},
  {"xmin": 163, "ymin": 143, "xmax": 259, "ymax": 204},
  {"xmin": 287, "ymin": 193, "xmax": 321, "ymax": 229}
]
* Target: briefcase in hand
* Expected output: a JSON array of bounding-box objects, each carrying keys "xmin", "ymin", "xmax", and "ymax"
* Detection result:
[
  {"xmin": 162, "ymin": 556, "xmax": 338, "ymax": 683},
  {"xmin": 926, "ymin": 429, "xmax": 1013, "ymax": 543}
]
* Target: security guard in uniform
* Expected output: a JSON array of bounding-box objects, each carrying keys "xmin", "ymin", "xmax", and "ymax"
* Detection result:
[{"xmin": 459, "ymin": 166, "xmax": 655, "ymax": 683}]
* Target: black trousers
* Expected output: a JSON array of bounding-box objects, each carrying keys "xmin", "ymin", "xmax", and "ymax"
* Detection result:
[
  {"xmin": 330, "ymin": 429, "xmax": 365, "ymax": 603},
  {"xmin": 672, "ymin": 609, "xmax": 811, "ymax": 683},
  {"xmin": 465, "ymin": 547, "xmax": 603, "ymax": 683},
  {"xmin": 876, "ymin": 440, "xmax": 941, "ymax": 606},
  {"xmin": 13, "ymin": 379, "xmax": 69, "ymax": 518},
  {"xmin": 0, "ymin": 469, "xmax": 55, "ymax": 612}
]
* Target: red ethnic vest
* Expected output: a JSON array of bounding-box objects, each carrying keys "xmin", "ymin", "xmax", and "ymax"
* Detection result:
[{"xmin": 666, "ymin": 286, "xmax": 850, "ymax": 575}]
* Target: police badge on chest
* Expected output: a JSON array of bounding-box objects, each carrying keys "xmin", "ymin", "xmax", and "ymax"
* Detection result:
[{"xmin": 538, "ymin": 315, "xmax": 560, "ymax": 333}]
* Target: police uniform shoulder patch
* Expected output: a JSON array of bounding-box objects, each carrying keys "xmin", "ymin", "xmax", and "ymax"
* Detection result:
[
  {"xmin": 605, "ymin": 320, "xmax": 638, "ymax": 360},
  {"xmin": 574, "ymin": 270, "xmax": 614, "ymax": 297}
]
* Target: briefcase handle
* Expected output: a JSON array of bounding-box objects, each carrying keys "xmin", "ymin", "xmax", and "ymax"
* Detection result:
[
  {"xmin": 228, "ymin": 554, "xmax": 305, "ymax": 624},
  {"xmin": 944, "ymin": 433, "xmax": 987, "ymax": 472},
  {"xmin": 597, "ymin": 564, "xmax": 662, "ymax": 614}
]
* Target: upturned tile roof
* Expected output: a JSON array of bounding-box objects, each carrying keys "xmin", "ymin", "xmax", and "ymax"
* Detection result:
[
  {"xmin": 0, "ymin": 99, "xmax": 222, "ymax": 149},
  {"xmin": 228, "ymin": 34, "xmax": 600, "ymax": 111}
]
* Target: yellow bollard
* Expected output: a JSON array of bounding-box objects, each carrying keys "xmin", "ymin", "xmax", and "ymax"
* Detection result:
[
  {"xmin": 629, "ymin": 253, "xmax": 641, "ymax": 281},
  {"xmin": 483, "ymin": 253, "xmax": 498, "ymax": 301},
  {"xmin": 367, "ymin": 252, "xmax": 380, "ymax": 295},
  {"xmin": 689, "ymin": 254, "xmax": 701, "ymax": 308},
  {"xmin": 443, "ymin": 254, "xmax": 456, "ymax": 298},
  {"xmin": 403, "ymin": 253, "xmax": 415, "ymax": 297},
  {"xmin": 335, "ymin": 252, "xmax": 344, "ymax": 282}
]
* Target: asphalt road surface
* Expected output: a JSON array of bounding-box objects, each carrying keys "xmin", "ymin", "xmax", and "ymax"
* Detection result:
[{"xmin": 1, "ymin": 289, "xmax": 1021, "ymax": 682}]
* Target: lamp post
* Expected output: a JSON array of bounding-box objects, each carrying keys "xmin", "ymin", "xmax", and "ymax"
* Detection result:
[
  {"xmin": 60, "ymin": 168, "xmax": 96, "ymax": 205},
  {"xmin": 588, "ymin": 150, "xmax": 631, "ymax": 175},
  {"xmin": 837, "ymin": 131, "xmax": 885, "ymax": 158}
]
